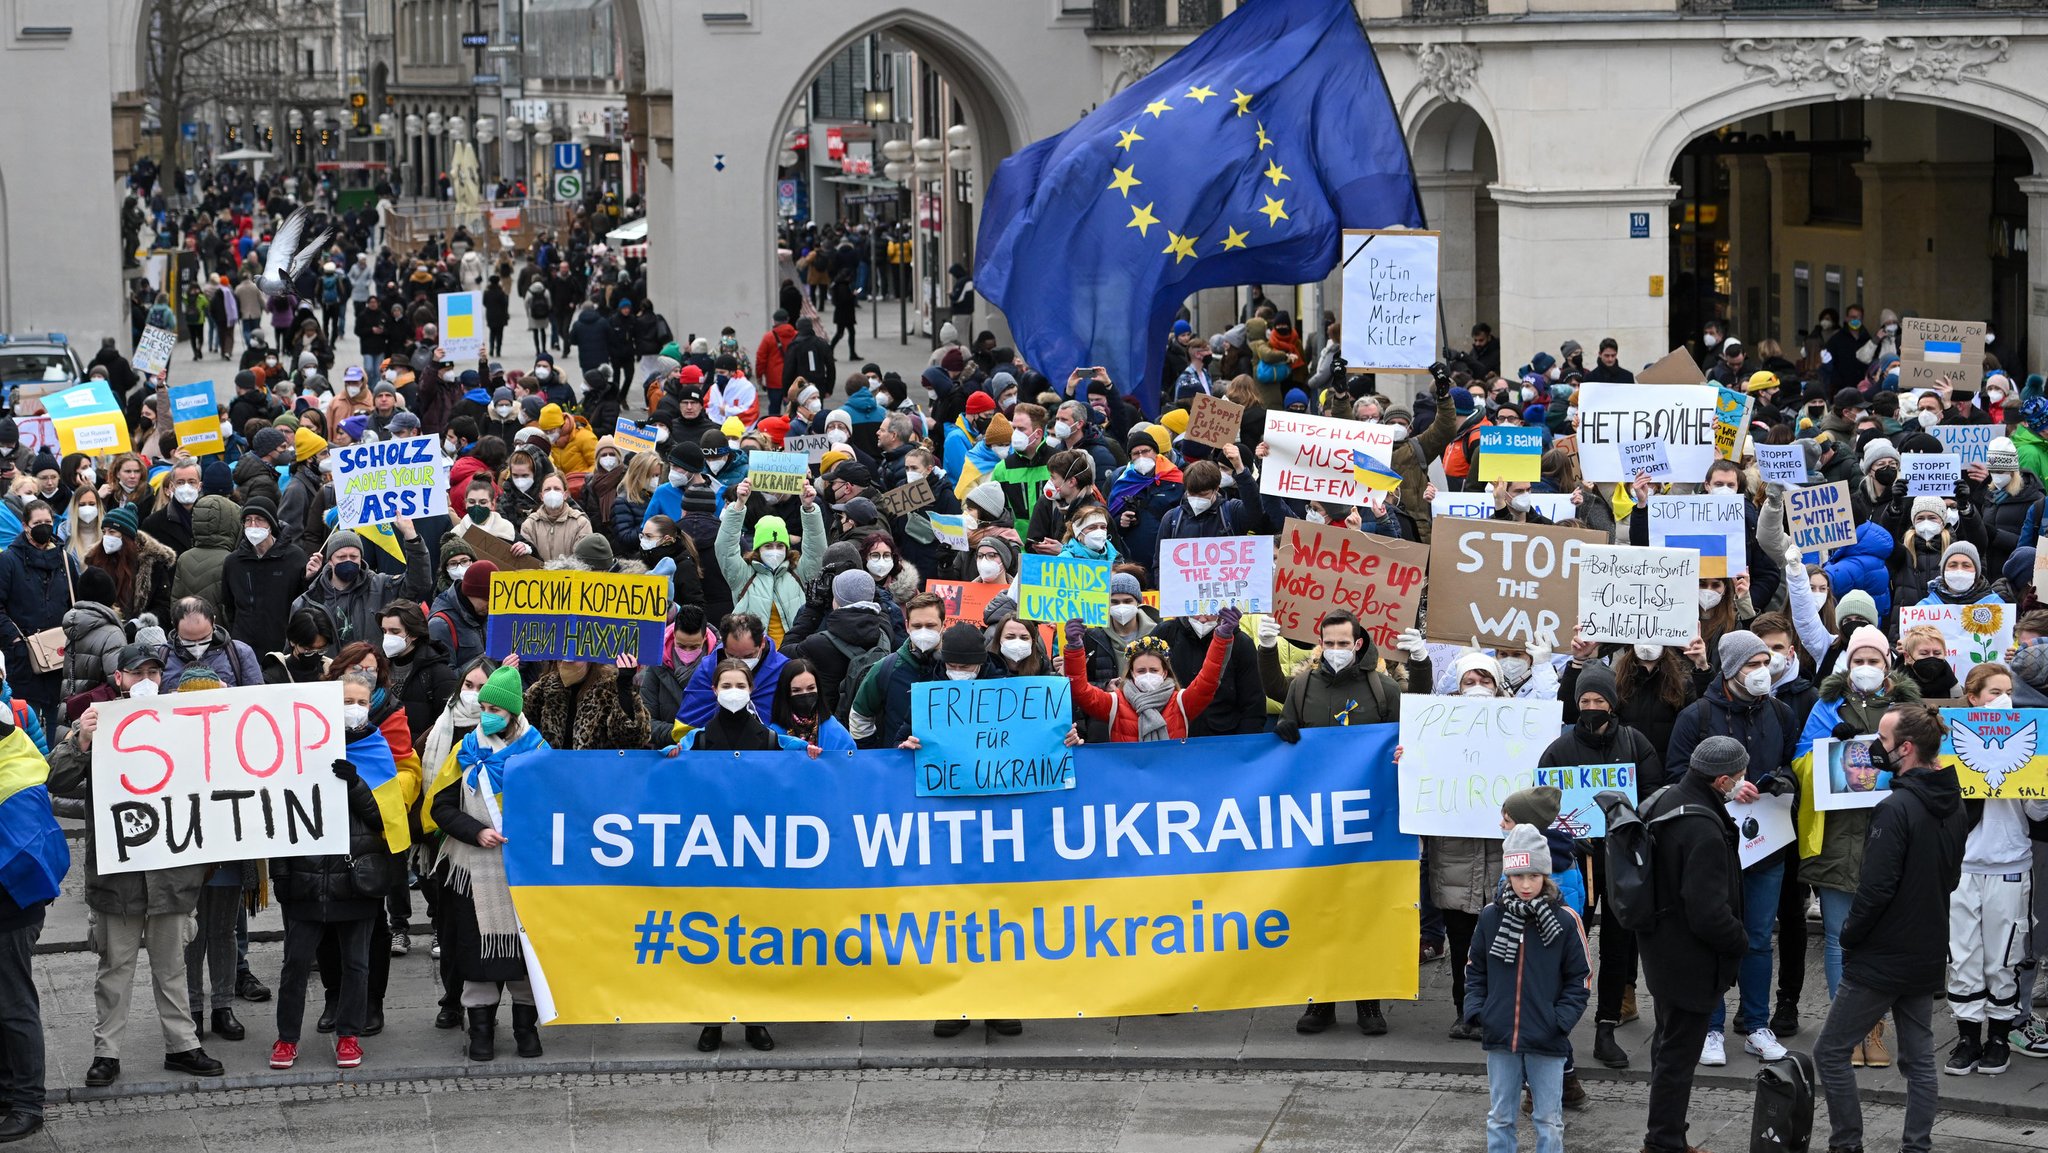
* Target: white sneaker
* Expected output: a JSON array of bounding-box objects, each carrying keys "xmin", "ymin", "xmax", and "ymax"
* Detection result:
[
  {"xmin": 1701, "ymin": 1031, "xmax": 1727, "ymax": 1066},
  {"xmin": 1745, "ymin": 1027, "xmax": 1788, "ymax": 1061}
]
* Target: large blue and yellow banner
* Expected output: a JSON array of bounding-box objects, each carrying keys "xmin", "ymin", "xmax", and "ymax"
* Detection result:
[{"xmin": 502, "ymin": 726, "xmax": 1417, "ymax": 1024}]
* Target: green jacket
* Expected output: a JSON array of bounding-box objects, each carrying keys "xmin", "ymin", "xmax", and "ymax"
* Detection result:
[
  {"xmin": 1797, "ymin": 670, "xmax": 1920, "ymax": 894},
  {"xmin": 714, "ymin": 499, "xmax": 825, "ymax": 636},
  {"xmin": 990, "ymin": 442, "xmax": 1053, "ymax": 539}
]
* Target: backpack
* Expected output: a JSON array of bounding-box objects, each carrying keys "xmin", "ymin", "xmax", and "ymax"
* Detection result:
[
  {"xmin": 1282, "ymin": 662, "xmax": 1392, "ymax": 726},
  {"xmin": 827, "ymin": 628, "xmax": 893, "ymax": 727},
  {"xmin": 1441, "ymin": 418, "xmax": 1490, "ymax": 480},
  {"xmin": 1254, "ymin": 358, "xmax": 1288, "ymax": 385},
  {"xmin": 1595, "ymin": 785, "xmax": 1719, "ymax": 933}
]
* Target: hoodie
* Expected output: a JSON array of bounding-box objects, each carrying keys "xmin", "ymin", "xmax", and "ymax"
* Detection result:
[{"xmin": 1839, "ymin": 762, "xmax": 1967, "ymax": 995}]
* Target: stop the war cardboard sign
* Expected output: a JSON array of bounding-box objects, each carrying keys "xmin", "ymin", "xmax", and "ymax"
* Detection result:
[
  {"xmin": 92, "ymin": 683, "xmax": 349, "ymax": 874},
  {"xmin": 1425, "ymin": 520, "xmax": 1604, "ymax": 649}
]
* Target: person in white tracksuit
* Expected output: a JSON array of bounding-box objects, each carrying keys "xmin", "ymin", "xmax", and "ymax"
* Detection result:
[{"xmin": 1943, "ymin": 663, "xmax": 2048, "ymax": 1076}]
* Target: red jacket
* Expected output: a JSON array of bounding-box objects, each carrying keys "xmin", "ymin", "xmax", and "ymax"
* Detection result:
[
  {"xmin": 448, "ymin": 454, "xmax": 496, "ymax": 511},
  {"xmin": 755, "ymin": 323, "xmax": 797, "ymax": 393},
  {"xmin": 1063, "ymin": 628, "xmax": 1232, "ymax": 742}
]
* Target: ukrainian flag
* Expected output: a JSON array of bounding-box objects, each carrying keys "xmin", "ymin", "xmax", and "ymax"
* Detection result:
[
  {"xmin": 1351, "ymin": 450, "xmax": 1402, "ymax": 494},
  {"xmin": 0, "ymin": 725, "xmax": 68, "ymax": 909},
  {"xmin": 1789, "ymin": 696, "xmax": 1845, "ymax": 860},
  {"xmin": 345, "ymin": 730, "xmax": 412, "ymax": 854},
  {"xmin": 322, "ymin": 507, "xmax": 407, "ymax": 563}
]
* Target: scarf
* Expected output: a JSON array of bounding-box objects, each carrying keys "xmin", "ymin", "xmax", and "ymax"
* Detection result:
[
  {"xmin": 1488, "ymin": 891, "xmax": 1564, "ymax": 966},
  {"xmin": 1122, "ymin": 678, "xmax": 1176, "ymax": 743},
  {"xmin": 419, "ymin": 691, "xmax": 481, "ymax": 799},
  {"xmin": 458, "ymin": 722, "xmax": 545, "ymax": 794},
  {"xmin": 695, "ymin": 704, "xmax": 781, "ymax": 752},
  {"xmin": 437, "ymin": 722, "xmax": 545, "ymax": 960}
]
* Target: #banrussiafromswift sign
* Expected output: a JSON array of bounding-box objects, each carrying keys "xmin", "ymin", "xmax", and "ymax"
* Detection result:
[{"xmin": 502, "ymin": 727, "xmax": 1417, "ymax": 1023}]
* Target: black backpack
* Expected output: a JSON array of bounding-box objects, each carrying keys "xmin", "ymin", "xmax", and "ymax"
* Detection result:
[
  {"xmin": 1595, "ymin": 785, "xmax": 1718, "ymax": 933},
  {"xmin": 829, "ymin": 635, "xmax": 894, "ymax": 728}
]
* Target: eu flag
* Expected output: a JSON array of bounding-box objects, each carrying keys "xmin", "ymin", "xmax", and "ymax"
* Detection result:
[{"xmin": 975, "ymin": 0, "xmax": 1421, "ymax": 416}]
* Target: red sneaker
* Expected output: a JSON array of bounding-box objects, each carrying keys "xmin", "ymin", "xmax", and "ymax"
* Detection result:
[
  {"xmin": 269, "ymin": 1040, "xmax": 297, "ymax": 1069},
  {"xmin": 335, "ymin": 1036, "xmax": 363, "ymax": 1069}
]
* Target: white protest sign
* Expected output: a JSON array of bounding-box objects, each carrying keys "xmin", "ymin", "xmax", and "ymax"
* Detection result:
[
  {"xmin": 1648, "ymin": 493, "xmax": 1748, "ymax": 578},
  {"xmin": 1619, "ymin": 438, "xmax": 1671, "ymax": 481},
  {"xmin": 1754, "ymin": 444, "xmax": 1807, "ymax": 486},
  {"xmin": 1429, "ymin": 490, "xmax": 1577, "ymax": 524},
  {"xmin": 1903, "ymin": 453, "xmax": 1960, "ymax": 498},
  {"xmin": 91, "ymin": 683, "xmax": 349, "ymax": 874},
  {"xmin": 1258, "ymin": 411, "xmax": 1396, "ymax": 505},
  {"xmin": 1729, "ymin": 792, "xmax": 1795, "ymax": 870},
  {"xmin": 437, "ymin": 291, "xmax": 486, "ymax": 360},
  {"xmin": 1339, "ymin": 230, "xmax": 1440, "ymax": 373},
  {"xmin": 1930, "ymin": 425, "xmax": 1996, "ymax": 467},
  {"xmin": 1576, "ymin": 544, "xmax": 1701, "ymax": 645},
  {"xmin": 1397, "ymin": 694, "xmax": 1562, "ymax": 838},
  {"xmin": 135, "ymin": 325, "xmax": 178, "ymax": 377},
  {"xmin": 333, "ymin": 435, "xmax": 449, "ymax": 528},
  {"xmin": 1158, "ymin": 536, "xmax": 1273, "ymax": 617},
  {"xmin": 1898, "ymin": 602, "xmax": 2014, "ymax": 683},
  {"xmin": 1576, "ymin": 382, "xmax": 1719, "ymax": 483},
  {"xmin": 785, "ymin": 433, "xmax": 834, "ymax": 464}
]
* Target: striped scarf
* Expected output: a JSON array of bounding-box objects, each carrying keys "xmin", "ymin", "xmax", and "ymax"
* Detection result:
[{"xmin": 1488, "ymin": 893, "xmax": 1564, "ymax": 965}]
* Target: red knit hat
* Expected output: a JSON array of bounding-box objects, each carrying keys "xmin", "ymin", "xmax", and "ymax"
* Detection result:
[
  {"xmin": 757, "ymin": 415, "xmax": 791, "ymax": 446},
  {"xmin": 964, "ymin": 390, "xmax": 996, "ymax": 416},
  {"xmin": 460, "ymin": 560, "xmax": 498, "ymax": 600}
]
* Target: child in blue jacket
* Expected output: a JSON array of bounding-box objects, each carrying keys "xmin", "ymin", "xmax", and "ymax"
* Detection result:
[{"xmin": 1466, "ymin": 824, "xmax": 1592, "ymax": 1153}]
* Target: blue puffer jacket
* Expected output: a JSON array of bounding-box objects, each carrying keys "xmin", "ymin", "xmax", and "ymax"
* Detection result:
[
  {"xmin": 1824, "ymin": 520, "xmax": 1895, "ymax": 619},
  {"xmin": 1463, "ymin": 897, "xmax": 1591, "ymax": 1058}
]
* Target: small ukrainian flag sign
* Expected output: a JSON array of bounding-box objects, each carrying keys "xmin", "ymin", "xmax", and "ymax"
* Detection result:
[{"xmin": 1351, "ymin": 449, "xmax": 1402, "ymax": 494}]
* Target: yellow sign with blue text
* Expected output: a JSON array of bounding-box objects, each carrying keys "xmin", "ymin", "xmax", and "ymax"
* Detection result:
[{"xmin": 502, "ymin": 727, "xmax": 1417, "ymax": 1023}]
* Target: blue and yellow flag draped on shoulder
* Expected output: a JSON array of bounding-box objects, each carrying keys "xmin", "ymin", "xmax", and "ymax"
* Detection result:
[
  {"xmin": 0, "ymin": 724, "xmax": 68, "ymax": 909},
  {"xmin": 975, "ymin": 0, "xmax": 1422, "ymax": 416}
]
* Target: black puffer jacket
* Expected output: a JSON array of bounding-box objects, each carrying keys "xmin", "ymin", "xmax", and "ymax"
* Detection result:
[
  {"xmin": 390, "ymin": 637, "xmax": 459, "ymax": 742},
  {"xmin": 1636, "ymin": 771, "xmax": 1748, "ymax": 1013},
  {"xmin": 794, "ymin": 606, "xmax": 891, "ymax": 721},
  {"xmin": 1150, "ymin": 617, "xmax": 1265, "ymax": 737},
  {"xmin": 269, "ymin": 760, "xmax": 392, "ymax": 922},
  {"xmin": 1840, "ymin": 763, "xmax": 1968, "ymax": 995}
]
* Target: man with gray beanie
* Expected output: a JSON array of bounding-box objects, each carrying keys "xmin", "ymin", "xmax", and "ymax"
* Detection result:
[
  {"xmin": 1637, "ymin": 734, "xmax": 1752, "ymax": 1153},
  {"xmin": 1666, "ymin": 629, "xmax": 1798, "ymax": 1069}
]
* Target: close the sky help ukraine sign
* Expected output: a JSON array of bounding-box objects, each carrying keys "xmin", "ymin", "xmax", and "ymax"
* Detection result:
[{"xmin": 502, "ymin": 727, "xmax": 1416, "ymax": 1024}]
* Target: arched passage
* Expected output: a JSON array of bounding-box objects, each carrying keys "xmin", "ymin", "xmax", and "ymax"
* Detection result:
[
  {"xmin": 1407, "ymin": 99, "xmax": 1500, "ymax": 353},
  {"xmin": 1652, "ymin": 90, "xmax": 2046, "ymax": 374}
]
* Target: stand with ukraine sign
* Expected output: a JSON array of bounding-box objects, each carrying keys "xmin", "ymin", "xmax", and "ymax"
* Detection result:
[{"xmin": 501, "ymin": 727, "xmax": 1416, "ymax": 1024}]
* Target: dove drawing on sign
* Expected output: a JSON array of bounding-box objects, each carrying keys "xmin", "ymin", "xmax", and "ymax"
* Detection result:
[
  {"xmin": 256, "ymin": 205, "xmax": 332, "ymax": 301},
  {"xmin": 1947, "ymin": 718, "xmax": 2037, "ymax": 794}
]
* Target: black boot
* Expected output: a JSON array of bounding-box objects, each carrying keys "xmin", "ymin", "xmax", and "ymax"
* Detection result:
[
  {"xmin": 316, "ymin": 998, "xmax": 338, "ymax": 1033},
  {"xmin": 466, "ymin": 1006, "xmax": 496, "ymax": 1062},
  {"xmin": 512, "ymin": 1003, "xmax": 542, "ymax": 1058},
  {"xmin": 1295, "ymin": 1002, "xmax": 1336, "ymax": 1034},
  {"xmin": 210, "ymin": 1007, "xmax": 245, "ymax": 1041},
  {"xmin": 1355, "ymin": 1000, "xmax": 1387, "ymax": 1036},
  {"xmin": 1593, "ymin": 1023, "xmax": 1629, "ymax": 1069},
  {"xmin": 435, "ymin": 1002, "xmax": 462, "ymax": 1029}
]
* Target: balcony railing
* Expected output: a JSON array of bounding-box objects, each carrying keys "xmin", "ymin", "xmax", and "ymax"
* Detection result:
[
  {"xmin": 1681, "ymin": 0, "xmax": 2034, "ymax": 12},
  {"xmin": 1092, "ymin": 0, "xmax": 1229, "ymax": 32}
]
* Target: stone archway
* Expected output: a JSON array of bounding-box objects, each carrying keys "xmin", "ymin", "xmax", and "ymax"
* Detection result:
[{"xmin": 1406, "ymin": 97, "xmax": 1500, "ymax": 351}]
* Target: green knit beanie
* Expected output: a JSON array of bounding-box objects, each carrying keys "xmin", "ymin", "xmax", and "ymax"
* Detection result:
[{"xmin": 478, "ymin": 665, "xmax": 525, "ymax": 716}]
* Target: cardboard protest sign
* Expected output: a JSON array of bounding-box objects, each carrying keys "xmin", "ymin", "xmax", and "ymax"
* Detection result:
[
  {"xmin": 1754, "ymin": 444, "xmax": 1806, "ymax": 486},
  {"xmin": 135, "ymin": 324, "xmax": 178, "ymax": 377},
  {"xmin": 333, "ymin": 435, "xmax": 448, "ymax": 529},
  {"xmin": 1901, "ymin": 317, "xmax": 1986, "ymax": 372},
  {"xmin": 1016, "ymin": 555, "xmax": 1109, "ymax": 627},
  {"xmin": 1898, "ymin": 602, "xmax": 2012, "ymax": 684},
  {"xmin": 1158, "ymin": 536, "xmax": 1274, "ymax": 618},
  {"xmin": 1811, "ymin": 736, "xmax": 1891, "ymax": 811},
  {"xmin": 929, "ymin": 512, "xmax": 968, "ymax": 551},
  {"xmin": 1715, "ymin": 385, "xmax": 1751, "ymax": 460},
  {"xmin": 1619, "ymin": 437, "xmax": 1672, "ymax": 482},
  {"xmin": 1425, "ymin": 520, "xmax": 1603, "ymax": 649},
  {"xmin": 1786, "ymin": 481, "xmax": 1855, "ymax": 556},
  {"xmin": 437, "ymin": 291, "xmax": 485, "ymax": 359},
  {"xmin": 1729, "ymin": 793, "xmax": 1795, "ymax": 869},
  {"xmin": 1648, "ymin": 493, "xmax": 1748, "ymax": 578},
  {"xmin": 91, "ymin": 683, "xmax": 349, "ymax": 874},
  {"xmin": 1338, "ymin": 230, "xmax": 1440, "ymax": 373},
  {"xmin": 1576, "ymin": 382, "xmax": 1718, "ymax": 482},
  {"xmin": 1271, "ymin": 519, "xmax": 1424, "ymax": 648},
  {"xmin": 1931, "ymin": 424, "xmax": 1995, "ymax": 467},
  {"xmin": 1939, "ymin": 707, "xmax": 2048, "ymax": 800},
  {"xmin": 1478, "ymin": 426, "xmax": 1544, "ymax": 483},
  {"xmin": 1397, "ymin": 694, "xmax": 1561, "ymax": 837},
  {"xmin": 1634, "ymin": 347, "xmax": 1710, "ymax": 386},
  {"xmin": 745, "ymin": 450, "xmax": 810, "ymax": 497},
  {"xmin": 1531, "ymin": 763, "xmax": 1632, "ymax": 838},
  {"xmin": 613, "ymin": 417, "xmax": 657, "ymax": 455},
  {"xmin": 169, "ymin": 380, "xmax": 223, "ymax": 455},
  {"xmin": 461, "ymin": 522, "xmax": 541, "ymax": 571},
  {"xmin": 1183, "ymin": 393, "xmax": 1245, "ymax": 450},
  {"xmin": 911, "ymin": 677, "xmax": 1075, "ymax": 797},
  {"xmin": 1259, "ymin": 412, "xmax": 1396, "ymax": 504},
  {"xmin": 1903, "ymin": 453, "xmax": 1959, "ymax": 498},
  {"xmin": 785, "ymin": 433, "xmax": 834, "ymax": 463},
  {"xmin": 926, "ymin": 579, "xmax": 1005, "ymax": 626},
  {"xmin": 874, "ymin": 478, "xmax": 934, "ymax": 518},
  {"xmin": 485, "ymin": 570, "xmax": 668, "ymax": 664},
  {"xmin": 45, "ymin": 380, "xmax": 131, "ymax": 456},
  {"xmin": 1430, "ymin": 490, "xmax": 1576, "ymax": 524},
  {"xmin": 1576, "ymin": 544, "xmax": 1701, "ymax": 645}
]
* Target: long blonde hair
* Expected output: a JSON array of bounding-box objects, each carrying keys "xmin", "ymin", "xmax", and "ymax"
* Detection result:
[
  {"xmin": 64, "ymin": 485, "xmax": 103, "ymax": 565},
  {"xmin": 621, "ymin": 450, "xmax": 661, "ymax": 504}
]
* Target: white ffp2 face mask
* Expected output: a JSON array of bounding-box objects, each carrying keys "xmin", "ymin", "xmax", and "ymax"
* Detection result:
[
  {"xmin": 1848, "ymin": 665, "xmax": 1886, "ymax": 694},
  {"xmin": 716, "ymin": 687, "xmax": 751, "ymax": 713},
  {"xmin": 1742, "ymin": 667, "xmax": 1775, "ymax": 697}
]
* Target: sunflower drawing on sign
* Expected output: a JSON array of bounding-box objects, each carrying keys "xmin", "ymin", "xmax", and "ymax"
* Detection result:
[{"xmin": 1962, "ymin": 603, "xmax": 2005, "ymax": 666}]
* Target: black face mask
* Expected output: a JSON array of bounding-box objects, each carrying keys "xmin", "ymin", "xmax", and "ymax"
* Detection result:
[
  {"xmin": 26, "ymin": 523, "xmax": 53, "ymax": 546},
  {"xmin": 1910, "ymin": 656, "xmax": 1952, "ymax": 685},
  {"xmin": 1866, "ymin": 738, "xmax": 1896, "ymax": 774},
  {"xmin": 788, "ymin": 691, "xmax": 819, "ymax": 718},
  {"xmin": 1576, "ymin": 708, "xmax": 1614, "ymax": 738},
  {"xmin": 1874, "ymin": 466, "xmax": 1898, "ymax": 488}
]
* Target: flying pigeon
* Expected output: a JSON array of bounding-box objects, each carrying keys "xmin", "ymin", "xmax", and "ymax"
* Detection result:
[
  {"xmin": 1947, "ymin": 718, "xmax": 2036, "ymax": 794},
  {"xmin": 256, "ymin": 206, "xmax": 332, "ymax": 301}
]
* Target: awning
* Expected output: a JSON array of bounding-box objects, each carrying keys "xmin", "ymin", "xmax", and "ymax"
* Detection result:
[
  {"xmin": 216, "ymin": 148, "xmax": 274, "ymax": 162},
  {"xmin": 820, "ymin": 175, "xmax": 902, "ymax": 189},
  {"xmin": 605, "ymin": 217, "xmax": 647, "ymax": 244}
]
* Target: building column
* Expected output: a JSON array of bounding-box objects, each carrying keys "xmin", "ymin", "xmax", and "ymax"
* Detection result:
[
  {"xmin": 2021, "ymin": 176, "xmax": 2048, "ymax": 377},
  {"xmin": 1854, "ymin": 161, "xmax": 1995, "ymax": 325},
  {"xmin": 1417, "ymin": 170, "xmax": 1486, "ymax": 347},
  {"xmin": 1488, "ymin": 184, "xmax": 1678, "ymax": 369},
  {"xmin": 1724, "ymin": 155, "xmax": 1772, "ymax": 347}
]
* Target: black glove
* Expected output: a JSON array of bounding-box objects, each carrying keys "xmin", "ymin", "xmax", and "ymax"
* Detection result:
[
  {"xmin": 331, "ymin": 758, "xmax": 358, "ymax": 783},
  {"xmin": 1275, "ymin": 718, "xmax": 1301, "ymax": 745},
  {"xmin": 1890, "ymin": 477, "xmax": 1909, "ymax": 501},
  {"xmin": 1831, "ymin": 722, "xmax": 1859, "ymax": 742},
  {"xmin": 1430, "ymin": 364, "xmax": 1452, "ymax": 398}
]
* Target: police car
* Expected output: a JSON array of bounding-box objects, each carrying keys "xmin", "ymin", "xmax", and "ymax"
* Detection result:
[{"xmin": 0, "ymin": 332, "xmax": 84, "ymax": 414}]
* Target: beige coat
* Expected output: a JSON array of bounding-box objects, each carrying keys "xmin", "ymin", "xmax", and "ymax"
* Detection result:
[{"xmin": 519, "ymin": 504, "xmax": 592, "ymax": 564}]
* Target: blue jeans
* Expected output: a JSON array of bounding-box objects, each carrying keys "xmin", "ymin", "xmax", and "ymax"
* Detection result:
[
  {"xmin": 1711, "ymin": 858, "xmax": 1785, "ymax": 1035},
  {"xmin": 1487, "ymin": 1049, "xmax": 1564, "ymax": 1153},
  {"xmin": 1819, "ymin": 886, "xmax": 1854, "ymax": 998}
]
